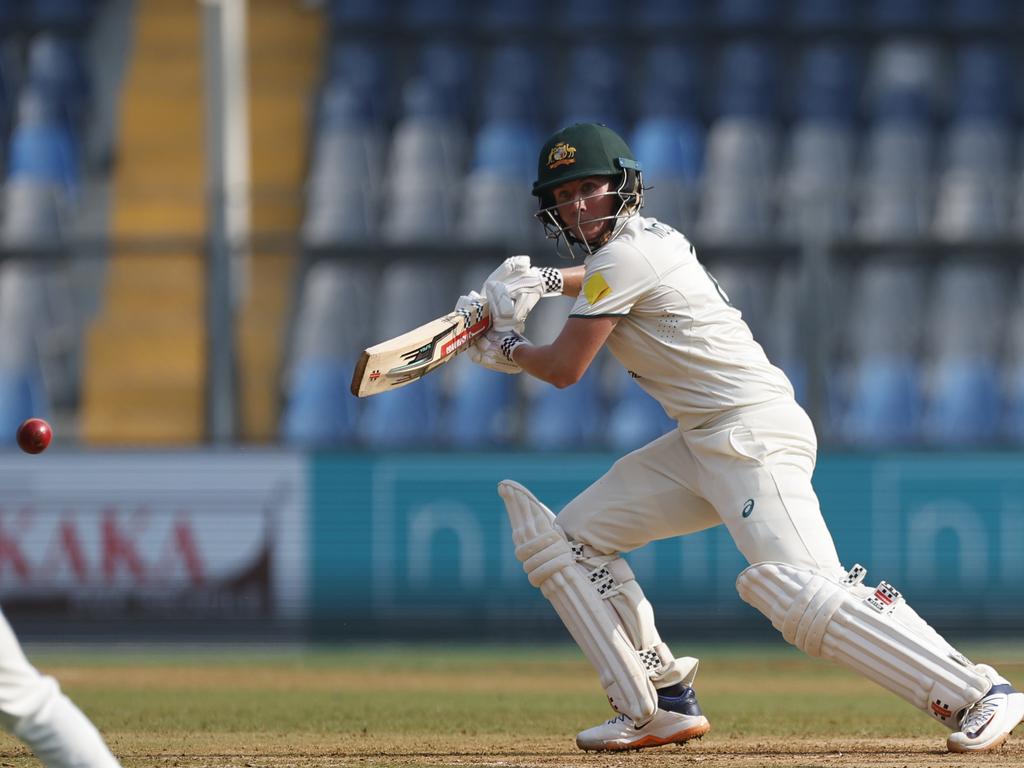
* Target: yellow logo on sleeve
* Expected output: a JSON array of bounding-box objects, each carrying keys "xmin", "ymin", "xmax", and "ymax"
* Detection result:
[{"xmin": 583, "ymin": 272, "xmax": 612, "ymax": 304}]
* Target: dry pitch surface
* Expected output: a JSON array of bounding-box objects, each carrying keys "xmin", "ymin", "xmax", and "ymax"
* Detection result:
[{"xmin": 5, "ymin": 643, "xmax": 1023, "ymax": 768}]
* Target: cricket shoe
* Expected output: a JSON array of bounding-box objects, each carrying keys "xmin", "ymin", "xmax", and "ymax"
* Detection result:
[
  {"xmin": 947, "ymin": 665, "xmax": 1024, "ymax": 753},
  {"xmin": 576, "ymin": 686, "xmax": 710, "ymax": 752}
]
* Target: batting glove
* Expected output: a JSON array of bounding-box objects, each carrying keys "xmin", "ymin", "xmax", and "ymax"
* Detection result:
[{"xmin": 469, "ymin": 329, "xmax": 527, "ymax": 375}]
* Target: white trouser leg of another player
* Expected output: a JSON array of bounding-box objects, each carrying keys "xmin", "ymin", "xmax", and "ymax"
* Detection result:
[{"xmin": 0, "ymin": 611, "xmax": 121, "ymax": 768}]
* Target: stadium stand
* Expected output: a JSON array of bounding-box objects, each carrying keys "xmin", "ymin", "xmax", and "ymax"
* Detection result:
[{"xmin": 5, "ymin": 0, "xmax": 1020, "ymax": 450}]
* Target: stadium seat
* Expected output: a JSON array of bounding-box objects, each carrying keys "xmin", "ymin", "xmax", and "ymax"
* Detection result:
[
  {"xmin": 281, "ymin": 358, "xmax": 361, "ymax": 446},
  {"xmin": 480, "ymin": 44, "xmax": 546, "ymax": 122},
  {"xmin": 840, "ymin": 357, "xmax": 922, "ymax": 446},
  {"xmin": 698, "ymin": 118, "xmax": 778, "ymax": 243},
  {"xmin": 716, "ymin": 41, "xmax": 780, "ymax": 120},
  {"xmin": 637, "ymin": 45, "xmax": 704, "ymax": 120},
  {"xmin": 628, "ymin": 0, "xmax": 702, "ymax": 31},
  {"xmin": 794, "ymin": 42, "xmax": 862, "ymax": 124},
  {"xmin": 631, "ymin": 116, "xmax": 704, "ymax": 232},
  {"xmin": 933, "ymin": 121, "xmax": 1012, "ymax": 241},
  {"xmin": 0, "ymin": 261, "xmax": 52, "ymax": 441},
  {"xmin": 944, "ymin": 0, "xmax": 1010, "ymax": 30},
  {"xmin": 416, "ymin": 40, "xmax": 473, "ymax": 117},
  {"xmin": 866, "ymin": 0, "xmax": 934, "ymax": 31},
  {"xmin": 780, "ymin": 123, "xmax": 855, "ymax": 240},
  {"xmin": 1, "ymin": 177, "xmax": 65, "ymax": 247},
  {"xmin": 714, "ymin": 0, "xmax": 781, "ymax": 29},
  {"xmin": 607, "ymin": 371, "xmax": 675, "ymax": 451},
  {"xmin": 950, "ymin": 43, "xmax": 1013, "ymax": 122},
  {"xmin": 921, "ymin": 360, "xmax": 1000, "ymax": 446},
  {"xmin": 303, "ymin": 88, "xmax": 384, "ymax": 245},
  {"xmin": 381, "ymin": 81, "xmax": 466, "ymax": 243},
  {"xmin": 26, "ymin": 33, "xmax": 90, "ymax": 132},
  {"xmin": 457, "ymin": 119, "xmax": 540, "ymax": 245},
  {"xmin": 359, "ymin": 373, "xmax": 444, "ymax": 447},
  {"xmin": 475, "ymin": 0, "xmax": 542, "ymax": 33},
  {"xmin": 560, "ymin": 45, "xmax": 626, "ymax": 133},
  {"xmin": 399, "ymin": 0, "xmax": 465, "ymax": 32},
  {"xmin": 559, "ymin": 0, "xmax": 620, "ymax": 32},
  {"xmin": 328, "ymin": 0, "xmax": 393, "ymax": 29},
  {"xmin": 323, "ymin": 42, "xmax": 393, "ymax": 127},
  {"xmin": 27, "ymin": 0, "xmax": 96, "ymax": 30},
  {"xmin": 855, "ymin": 119, "xmax": 933, "ymax": 241},
  {"xmin": 862, "ymin": 40, "xmax": 942, "ymax": 122},
  {"xmin": 789, "ymin": 0, "xmax": 859, "ymax": 30},
  {"xmin": 440, "ymin": 355, "xmax": 518, "ymax": 448}
]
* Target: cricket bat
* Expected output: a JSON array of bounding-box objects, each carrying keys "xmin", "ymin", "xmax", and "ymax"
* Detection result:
[{"xmin": 350, "ymin": 299, "xmax": 491, "ymax": 397}]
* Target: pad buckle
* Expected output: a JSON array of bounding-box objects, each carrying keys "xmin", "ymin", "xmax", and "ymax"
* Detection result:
[
  {"xmin": 866, "ymin": 581, "xmax": 903, "ymax": 614},
  {"xmin": 589, "ymin": 566, "xmax": 618, "ymax": 596},
  {"xmin": 842, "ymin": 564, "xmax": 867, "ymax": 586}
]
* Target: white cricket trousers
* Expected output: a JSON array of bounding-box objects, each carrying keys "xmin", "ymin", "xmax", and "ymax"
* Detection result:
[
  {"xmin": 558, "ymin": 397, "xmax": 842, "ymax": 572},
  {"xmin": 0, "ymin": 609, "xmax": 120, "ymax": 768}
]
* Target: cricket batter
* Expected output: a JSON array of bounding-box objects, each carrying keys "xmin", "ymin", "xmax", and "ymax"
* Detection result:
[
  {"xmin": 458, "ymin": 122, "xmax": 1024, "ymax": 753},
  {"xmin": 0, "ymin": 609, "xmax": 120, "ymax": 766}
]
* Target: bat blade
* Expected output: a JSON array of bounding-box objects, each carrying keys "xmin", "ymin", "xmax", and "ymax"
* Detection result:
[{"xmin": 350, "ymin": 302, "xmax": 491, "ymax": 397}]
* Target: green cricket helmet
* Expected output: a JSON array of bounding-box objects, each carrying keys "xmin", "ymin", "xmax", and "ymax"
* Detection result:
[{"xmin": 532, "ymin": 123, "xmax": 645, "ymax": 256}]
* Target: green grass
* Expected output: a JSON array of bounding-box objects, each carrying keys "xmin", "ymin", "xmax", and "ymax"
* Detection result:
[{"xmin": 3, "ymin": 642, "xmax": 1021, "ymax": 767}]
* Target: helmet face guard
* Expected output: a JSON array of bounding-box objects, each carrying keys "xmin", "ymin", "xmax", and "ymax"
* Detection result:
[{"xmin": 534, "ymin": 166, "xmax": 644, "ymax": 258}]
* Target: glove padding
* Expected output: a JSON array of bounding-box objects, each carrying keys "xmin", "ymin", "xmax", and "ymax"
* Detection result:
[
  {"xmin": 468, "ymin": 329, "xmax": 527, "ymax": 375},
  {"xmin": 482, "ymin": 256, "xmax": 564, "ymax": 332},
  {"xmin": 454, "ymin": 290, "xmax": 487, "ymax": 315}
]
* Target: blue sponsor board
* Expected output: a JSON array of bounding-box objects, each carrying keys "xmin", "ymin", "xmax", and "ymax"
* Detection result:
[{"xmin": 310, "ymin": 453, "xmax": 1024, "ymax": 637}]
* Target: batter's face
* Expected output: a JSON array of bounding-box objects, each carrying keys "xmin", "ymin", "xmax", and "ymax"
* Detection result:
[{"xmin": 551, "ymin": 176, "xmax": 617, "ymax": 246}]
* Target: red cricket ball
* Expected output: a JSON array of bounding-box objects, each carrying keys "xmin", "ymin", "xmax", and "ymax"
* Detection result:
[{"xmin": 16, "ymin": 417, "xmax": 52, "ymax": 454}]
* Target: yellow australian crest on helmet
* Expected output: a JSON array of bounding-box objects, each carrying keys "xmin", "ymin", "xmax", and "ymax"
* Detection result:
[{"xmin": 546, "ymin": 141, "xmax": 576, "ymax": 170}]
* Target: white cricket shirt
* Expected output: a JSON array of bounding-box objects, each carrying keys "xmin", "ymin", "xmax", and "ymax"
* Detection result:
[{"xmin": 569, "ymin": 215, "xmax": 795, "ymax": 430}]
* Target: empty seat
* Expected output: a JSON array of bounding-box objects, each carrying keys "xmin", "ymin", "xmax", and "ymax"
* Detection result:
[
  {"xmin": 281, "ymin": 261, "xmax": 376, "ymax": 444},
  {"xmin": 559, "ymin": 0, "xmax": 620, "ymax": 32},
  {"xmin": 714, "ymin": 0, "xmax": 781, "ymax": 28},
  {"xmin": 399, "ymin": 0, "xmax": 465, "ymax": 32},
  {"xmin": 0, "ymin": 260, "xmax": 52, "ymax": 441},
  {"xmin": 921, "ymin": 360, "xmax": 1000, "ymax": 446},
  {"xmin": 839, "ymin": 357, "xmax": 922, "ymax": 446},
  {"xmin": 381, "ymin": 82, "xmax": 466, "ymax": 243},
  {"xmin": 520, "ymin": 296, "xmax": 605, "ymax": 449},
  {"xmin": 1, "ymin": 177, "xmax": 65, "ymax": 247},
  {"xmin": 627, "ymin": 0, "xmax": 702, "ymax": 31},
  {"xmin": 607, "ymin": 370, "xmax": 675, "ymax": 450},
  {"xmin": 933, "ymin": 121, "xmax": 1012, "ymax": 241},
  {"xmin": 716, "ymin": 41, "xmax": 780, "ymax": 120},
  {"xmin": 475, "ymin": 0, "xmax": 542, "ymax": 33},
  {"xmin": 457, "ymin": 119, "xmax": 539, "ymax": 245},
  {"xmin": 867, "ymin": 0, "xmax": 934, "ymax": 30},
  {"xmin": 27, "ymin": 0, "xmax": 96, "ymax": 30},
  {"xmin": 780, "ymin": 123, "xmax": 855, "ymax": 240},
  {"xmin": 440, "ymin": 261, "xmax": 519, "ymax": 447},
  {"xmin": 323, "ymin": 42, "xmax": 393, "ymax": 127},
  {"xmin": 631, "ymin": 117, "xmax": 704, "ymax": 231},
  {"xmin": 698, "ymin": 119, "xmax": 778, "ymax": 243},
  {"xmin": 26, "ymin": 34, "xmax": 90, "ymax": 132},
  {"xmin": 944, "ymin": 0, "xmax": 1010, "ymax": 30},
  {"xmin": 781, "ymin": 45, "xmax": 860, "ymax": 241},
  {"xmin": 790, "ymin": 0, "xmax": 859, "ymax": 30},
  {"xmin": 855, "ymin": 120, "xmax": 933, "ymax": 241},
  {"xmin": 329, "ymin": 0, "xmax": 393, "ymax": 28},
  {"xmin": 303, "ymin": 87, "xmax": 384, "ymax": 245},
  {"xmin": 416, "ymin": 40, "xmax": 473, "ymax": 117},
  {"xmin": 951, "ymin": 43, "xmax": 1013, "ymax": 122},
  {"xmin": 863, "ymin": 39, "xmax": 942, "ymax": 122},
  {"xmin": 923, "ymin": 262, "xmax": 1006, "ymax": 364},
  {"xmin": 560, "ymin": 45, "xmax": 626, "ymax": 132},
  {"xmin": 836, "ymin": 260, "xmax": 928, "ymax": 444}
]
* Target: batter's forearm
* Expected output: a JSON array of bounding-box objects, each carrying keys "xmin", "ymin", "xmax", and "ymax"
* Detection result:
[
  {"xmin": 558, "ymin": 266, "xmax": 585, "ymax": 298},
  {"xmin": 511, "ymin": 342, "xmax": 581, "ymax": 389}
]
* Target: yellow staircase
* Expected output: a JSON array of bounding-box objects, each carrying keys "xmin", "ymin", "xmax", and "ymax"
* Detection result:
[
  {"xmin": 81, "ymin": 0, "xmax": 322, "ymax": 444},
  {"xmin": 239, "ymin": 0, "xmax": 323, "ymax": 442}
]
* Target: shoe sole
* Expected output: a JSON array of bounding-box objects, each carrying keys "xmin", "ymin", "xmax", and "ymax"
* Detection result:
[{"xmin": 579, "ymin": 719, "xmax": 711, "ymax": 752}]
